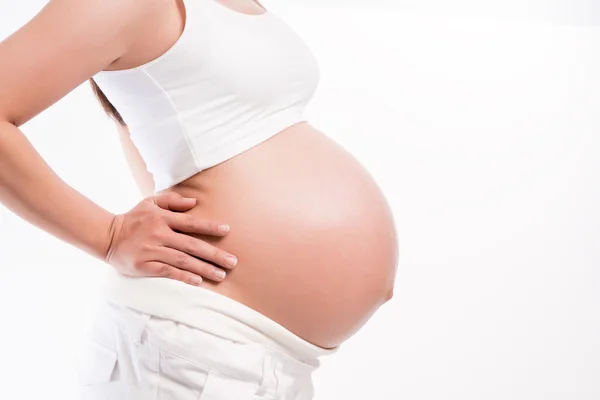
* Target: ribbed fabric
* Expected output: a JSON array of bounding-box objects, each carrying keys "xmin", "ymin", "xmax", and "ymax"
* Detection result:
[
  {"xmin": 100, "ymin": 270, "xmax": 339, "ymax": 365},
  {"xmin": 92, "ymin": 0, "xmax": 320, "ymax": 192}
]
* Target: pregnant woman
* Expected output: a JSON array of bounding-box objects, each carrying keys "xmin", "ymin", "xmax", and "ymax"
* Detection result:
[{"xmin": 0, "ymin": 0, "xmax": 398, "ymax": 399}]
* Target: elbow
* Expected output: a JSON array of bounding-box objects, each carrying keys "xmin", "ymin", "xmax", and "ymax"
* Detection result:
[
  {"xmin": 0, "ymin": 116, "xmax": 20, "ymax": 153},
  {"xmin": 0, "ymin": 113, "xmax": 18, "ymax": 128},
  {"xmin": 0, "ymin": 104, "xmax": 22, "ymax": 127},
  {"xmin": 8, "ymin": 117, "xmax": 20, "ymax": 128}
]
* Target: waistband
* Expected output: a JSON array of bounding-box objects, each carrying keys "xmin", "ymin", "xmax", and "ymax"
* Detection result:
[{"xmin": 100, "ymin": 271, "xmax": 338, "ymax": 367}]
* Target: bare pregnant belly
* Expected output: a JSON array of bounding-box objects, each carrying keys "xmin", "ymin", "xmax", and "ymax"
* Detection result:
[{"xmin": 161, "ymin": 122, "xmax": 398, "ymax": 348}]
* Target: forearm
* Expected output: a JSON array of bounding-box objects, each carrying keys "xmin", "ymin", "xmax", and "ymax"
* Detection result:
[{"xmin": 0, "ymin": 120, "xmax": 115, "ymax": 261}]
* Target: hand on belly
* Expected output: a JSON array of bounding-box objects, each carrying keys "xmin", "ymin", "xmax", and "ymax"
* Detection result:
[{"xmin": 166, "ymin": 123, "xmax": 399, "ymax": 348}]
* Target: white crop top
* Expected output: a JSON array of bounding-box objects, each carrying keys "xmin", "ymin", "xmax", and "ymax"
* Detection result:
[{"xmin": 92, "ymin": 0, "xmax": 320, "ymax": 192}]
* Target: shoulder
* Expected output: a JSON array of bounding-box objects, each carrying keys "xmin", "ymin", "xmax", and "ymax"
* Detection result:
[
  {"xmin": 0, "ymin": 0, "xmax": 171, "ymax": 125},
  {"xmin": 43, "ymin": 0, "xmax": 169, "ymax": 43}
]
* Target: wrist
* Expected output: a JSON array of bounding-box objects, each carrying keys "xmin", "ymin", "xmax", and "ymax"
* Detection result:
[{"xmin": 103, "ymin": 213, "xmax": 124, "ymax": 264}]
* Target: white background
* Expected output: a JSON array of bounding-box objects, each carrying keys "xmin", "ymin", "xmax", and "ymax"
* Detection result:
[{"xmin": 1, "ymin": 1, "xmax": 599, "ymax": 399}]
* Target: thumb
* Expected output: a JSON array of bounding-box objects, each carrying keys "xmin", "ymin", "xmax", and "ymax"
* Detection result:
[{"xmin": 152, "ymin": 192, "xmax": 197, "ymax": 212}]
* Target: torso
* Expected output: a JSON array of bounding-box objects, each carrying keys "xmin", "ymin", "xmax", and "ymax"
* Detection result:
[
  {"xmin": 110, "ymin": 0, "xmax": 398, "ymax": 349},
  {"xmin": 162, "ymin": 123, "xmax": 398, "ymax": 348}
]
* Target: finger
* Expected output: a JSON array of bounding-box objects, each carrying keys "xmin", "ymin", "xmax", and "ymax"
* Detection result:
[
  {"xmin": 154, "ymin": 247, "xmax": 228, "ymax": 282},
  {"xmin": 144, "ymin": 261, "xmax": 205, "ymax": 286},
  {"xmin": 152, "ymin": 192, "xmax": 197, "ymax": 212},
  {"xmin": 164, "ymin": 231, "xmax": 238, "ymax": 270},
  {"xmin": 165, "ymin": 213, "xmax": 231, "ymax": 237}
]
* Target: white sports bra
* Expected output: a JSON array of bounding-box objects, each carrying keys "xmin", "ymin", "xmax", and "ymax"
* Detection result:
[{"xmin": 92, "ymin": 0, "xmax": 320, "ymax": 192}]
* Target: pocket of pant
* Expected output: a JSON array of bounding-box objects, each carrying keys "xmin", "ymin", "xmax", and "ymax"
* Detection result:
[
  {"xmin": 154, "ymin": 348, "xmax": 210, "ymax": 400},
  {"xmin": 154, "ymin": 349, "xmax": 259, "ymax": 400},
  {"xmin": 78, "ymin": 337, "xmax": 119, "ymax": 386},
  {"xmin": 198, "ymin": 370, "xmax": 259, "ymax": 400}
]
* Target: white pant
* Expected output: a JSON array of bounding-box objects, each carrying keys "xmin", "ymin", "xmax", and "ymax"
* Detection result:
[{"xmin": 78, "ymin": 297, "xmax": 336, "ymax": 400}]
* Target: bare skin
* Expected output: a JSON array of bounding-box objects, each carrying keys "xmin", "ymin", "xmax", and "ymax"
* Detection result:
[
  {"xmin": 118, "ymin": 120, "xmax": 398, "ymax": 348},
  {"xmin": 0, "ymin": 0, "xmax": 242, "ymax": 288},
  {"xmin": 0, "ymin": 0, "xmax": 398, "ymax": 350},
  {"xmin": 113, "ymin": 0, "xmax": 399, "ymax": 348}
]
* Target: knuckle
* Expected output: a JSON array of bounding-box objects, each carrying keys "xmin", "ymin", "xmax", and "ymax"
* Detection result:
[
  {"xmin": 145, "ymin": 214, "xmax": 163, "ymax": 229},
  {"xmin": 184, "ymin": 216, "xmax": 196, "ymax": 230},
  {"xmin": 158, "ymin": 264, "xmax": 171, "ymax": 277},
  {"xmin": 195, "ymin": 242, "xmax": 213, "ymax": 259},
  {"xmin": 140, "ymin": 242, "xmax": 154, "ymax": 252},
  {"xmin": 154, "ymin": 192, "xmax": 170, "ymax": 203},
  {"xmin": 132, "ymin": 261, "xmax": 143, "ymax": 272},
  {"xmin": 159, "ymin": 192, "xmax": 173, "ymax": 201},
  {"xmin": 194, "ymin": 262, "xmax": 210, "ymax": 276},
  {"xmin": 211, "ymin": 247, "xmax": 220, "ymax": 260},
  {"xmin": 172, "ymin": 270, "xmax": 185, "ymax": 282},
  {"xmin": 176, "ymin": 252, "xmax": 187, "ymax": 267},
  {"xmin": 184, "ymin": 238, "xmax": 197, "ymax": 254},
  {"xmin": 155, "ymin": 213, "xmax": 168, "ymax": 225},
  {"xmin": 132, "ymin": 256, "xmax": 146, "ymax": 270},
  {"xmin": 151, "ymin": 229, "xmax": 168, "ymax": 242}
]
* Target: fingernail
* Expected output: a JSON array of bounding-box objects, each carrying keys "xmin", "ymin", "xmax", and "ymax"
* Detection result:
[
  {"xmin": 215, "ymin": 270, "xmax": 226, "ymax": 280},
  {"xmin": 219, "ymin": 224, "xmax": 230, "ymax": 233},
  {"xmin": 226, "ymin": 255, "xmax": 237, "ymax": 267},
  {"xmin": 192, "ymin": 276, "xmax": 202, "ymax": 286}
]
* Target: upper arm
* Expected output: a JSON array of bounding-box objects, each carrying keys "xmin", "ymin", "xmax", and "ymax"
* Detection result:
[{"xmin": 0, "ymin": 0, "xmax": 162, "ymax": 127}]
